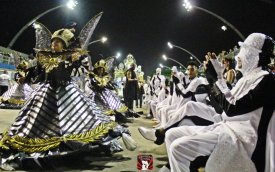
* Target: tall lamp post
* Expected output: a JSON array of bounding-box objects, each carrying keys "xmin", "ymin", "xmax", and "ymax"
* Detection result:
[
  {"xmin": 162, "ymin": 54, "xmax": 186, "ymax": 69},
  {"xmin": 88, "ymin": 36, "xmax": 108, "ymax": 46},
  {"xmin": 159, "ymin": 63, "xmax": 170, "ymax": 69},
  {"xmin": 167, "ymin": 42, "xmax": 201, "ymax": 65},
  {"xmin": 8, "ymin": 0, "xmax": 78, "ymax": 48},
  {"xmin": 182, "ymin": 0, "xmax": 245, "ymax": 40}
]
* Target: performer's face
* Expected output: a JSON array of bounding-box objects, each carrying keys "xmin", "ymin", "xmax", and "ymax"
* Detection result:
[
  {"xmin": 97, "ymin": 67, "xmax": 104, "ymax": 76},
  {"xmin": 223, "ymin": 59, "xmax": 229, "ymax": 68},
  {"xmin": 187, "ymin": 65, "xmax": 197, "ymax": 78},
  {"xmin": 51, "ymin": 39, "xmax": 64, "ymax": 52}
]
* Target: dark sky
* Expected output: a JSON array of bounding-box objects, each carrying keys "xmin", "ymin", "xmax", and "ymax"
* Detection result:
[{"xmin": 0, "ymin": 0, "xmax": 275, "ymax": 75}]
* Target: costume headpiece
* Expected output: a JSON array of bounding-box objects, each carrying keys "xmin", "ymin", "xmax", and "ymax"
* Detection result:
[
  {"xmin": 236, "ymin": 33, "xmax": 274, "ymax": 75},
  {"xmin": 94, "ymin": 57, "xmax": 115, "ymax": 74},
  {"xmin": 156, "ymin": 67, "xmax": 161, "ymax": 74},
  {"xmin": 16, "ymin": 61, "xmax": 29, "ymax": 71},
  {"xmin": 94, "ymin": 59, "xmax": 107, "ymax": 70},
  {"xmin": 51, "ymin": 29, "xmax": 75, "ymax": 48},
  {"xmin": 171, "ymin": 66, "xmax": 177, "ymax": 73},
  {"xmin": 33, "ymin": 12, "xmax": 103, "ymax": 51}
]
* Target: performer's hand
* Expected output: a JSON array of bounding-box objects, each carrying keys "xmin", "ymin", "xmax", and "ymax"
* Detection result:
[
  {"xmin": 175, "ymin": 87, "xmax": 180, "ymax": 95},
  {"xmin": 208, "ymin": 52, "xmax": 225, "ymax": 79},
  {"xmin": 172, "ymin": 76, "xmax": 180, "ymax": 84}
]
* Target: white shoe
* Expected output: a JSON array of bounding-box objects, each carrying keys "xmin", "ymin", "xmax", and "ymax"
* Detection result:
[
  {"xmin": 153, "ymin": 123, "xmax": 161, "ymax": 128},
  {"xmin": 146, "ymin": 114, "xmax": 152, "ymax": 118},
  {"xmin": 122, "ymin": 133, "xmax": 137, "ymax": 151},
  {"xmin": 159, "ymin": 165, "xmax": 170, "ymax": 172},
  {"xmin": 152, "ymin": 118, "xmax": 158, "ymax": 121},
  {"xmin": 138, "ymin": 127, "xmax": 156, "ymax": 141}
]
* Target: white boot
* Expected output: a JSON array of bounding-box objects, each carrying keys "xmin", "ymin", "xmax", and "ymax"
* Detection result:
[
  {"xmin": 159, "ymin": 165, "xmax": 170, "ymax": 172},
  {"xmin": 138, "ymin": 127, "xmax": 156, "ymax": 141},
  {"xmin": 146, "ymin": 114, "xmax": 152, "ymax": 118}
]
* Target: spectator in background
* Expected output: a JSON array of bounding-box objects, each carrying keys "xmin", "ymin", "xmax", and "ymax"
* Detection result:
[
  {"xmin": 0, "ymin": 70, "xmax": 12, "ymax": 95},
  {"xmin": 136, "ymin": 81, "xmax": 145, "ymax": 108},
  {"xmin": 223, "ymin": 56, "xmax": 236, "ymax": 85},
  {"xmin": 124, "ymin": 63, "xmax": 138, "ymax": 110}
]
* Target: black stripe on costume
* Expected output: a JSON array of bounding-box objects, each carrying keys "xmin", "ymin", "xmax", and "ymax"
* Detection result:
[
  {"xmin": 79, "ymin": 114, "xmax": 99, "ymax": 133},
  {"xmin": 59, "ymin": 99, "xmax": 87, "ymax": 130},
  {"xmin": 59, "ymin": 94, "xmax": 83, "ymax": 121},
  {"xmin": 68, "ymin": 106, "xmax": 94, "ymax": 134},
  {"xmin": 25, "ymin": 109, "xmax": 61, "ymax": 137},
  {"xmin": 61, "ymin": 103, "xmax": 90, "ymax": 133}
]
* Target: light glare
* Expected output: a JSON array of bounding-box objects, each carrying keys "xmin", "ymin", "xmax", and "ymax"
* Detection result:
[
  {"xmin": 162, "ymin": 54, "xmax": 168, "ymax": 60},
  {"xmin": 66, "ymin": 0, "xmax": 78, "ymax": 10},
  {"xmin": 32, "ymin": 23, "xmax": 41, "ymax": 29},
  {"xmin": 116, "ymin": 52, "xmax": 121, "ymax": 59},
  {"xmin": 183, "ymin": 0, "xmax": 193, "ymax": 11},
  {"xmin": 167, "ymin": 42, "xmax": 173, "ymax": 49},
  {"xmin": 101, "ymin": 36, "xmax": 108, "ymax": 43},
  {"xmin": 221, "ymin": 25, "xmax": 227, "ymax": 31}
]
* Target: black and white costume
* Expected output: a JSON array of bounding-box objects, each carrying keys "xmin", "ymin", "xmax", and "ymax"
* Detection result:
[{"xmin": 165, "ymin": 33, "xmax": 275, "ymax": 172}]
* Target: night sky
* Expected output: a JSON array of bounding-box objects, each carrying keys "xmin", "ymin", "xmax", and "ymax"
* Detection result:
[{"xmin": 0, "ymin": 0, "xmax": 275, "ymax": 75}]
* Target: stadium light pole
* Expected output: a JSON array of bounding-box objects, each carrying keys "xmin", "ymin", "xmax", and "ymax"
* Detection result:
[
  {"xmin": 8, "ymin": 0, "xmax": 78, "ymax": 48},
  {"xmin": 167, "ymin": 42, "xmax": 201, "ymax": 65},
  {"xmin": 182, "ymin": 0, "xmax": 245, "ymax": 40}
]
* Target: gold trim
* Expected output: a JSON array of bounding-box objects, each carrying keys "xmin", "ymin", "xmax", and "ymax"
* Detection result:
[
  {"xmin": 104, "ymin": 109, "xmax": 115, "ymax": 116},
  {"xmin": 116, "ymin": 105, "xmax": 128, "ymax": 113},
  {"xmin": 94, "ymin": 75, "xmax": 110, "ymax": 87},
  {"xmin": 0, "ymin": 122, "xmax": 116, "ymax": 153},
  {"xmin": 7, "ymin": 98, "xmax": 25, "ymax": 105},
  {"xmin": 37, "ymin": 49, "xmax": 88, "ymax": 73}
]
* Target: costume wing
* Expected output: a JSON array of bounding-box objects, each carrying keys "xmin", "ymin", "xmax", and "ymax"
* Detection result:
[
  {"xmin": 105, "ymin": 57, "xmax": 115, "ymax": 74},
  {"xmin": 78, "ymin": 12, "xmax": 103, "ymax": 50},
  {"xmin": 33, "ymin": 22, "xmax": 52, "ymax": 51},
  {"xmin": 10, "ymin": 52, "xmax": 22, "ymax": 68}
]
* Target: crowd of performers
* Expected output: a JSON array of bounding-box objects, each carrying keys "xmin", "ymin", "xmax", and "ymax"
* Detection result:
[
  {"xmin": 140, "ymin": 33, "xmax": 275, "ymax": 172},
  {"xmin": 0, "ymin": 11, "xmax": 274, "ymax": 172},
  {"xmin": 0, "ymin": 12, "xmax": 139, "ymax": 170}
]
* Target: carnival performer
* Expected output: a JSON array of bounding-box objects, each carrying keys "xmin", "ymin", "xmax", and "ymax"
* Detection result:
[
  {"xmin": 88, "ymin": 59, "xmax": 139, "ymax": 122},
  {"xmin": 146, "ymin": 67, "xmax": 166, "ymax": 119},
  {"xmin": 154, "ymin": 62, "xmax": 206, "ymax": 129},
  {"xmin": 160, "ymin": 33, "xmax": 275, "ymax": 172},
  {"xmin": 153, "ymin": 66, "xmax": 183, "ymax": 126},
  {"xmin": 0, "ymin": 13, "xmax": 136, "ymax": 170},
  {"xmin": 0, "ymin": 61, "xmax": 33, "ymax": 109},
  {"xmin": 139, "ymin": 62, "xmax": 211, "ymax": 140}
]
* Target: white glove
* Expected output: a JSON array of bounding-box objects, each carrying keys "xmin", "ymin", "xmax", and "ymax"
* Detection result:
[
  {"xmin": 209, "ymin": 58, "xmax": 225, "ymax": 79},
  {"xmin": 213, "ymin": 114, "xmax": 223, "ymax": 123}
]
